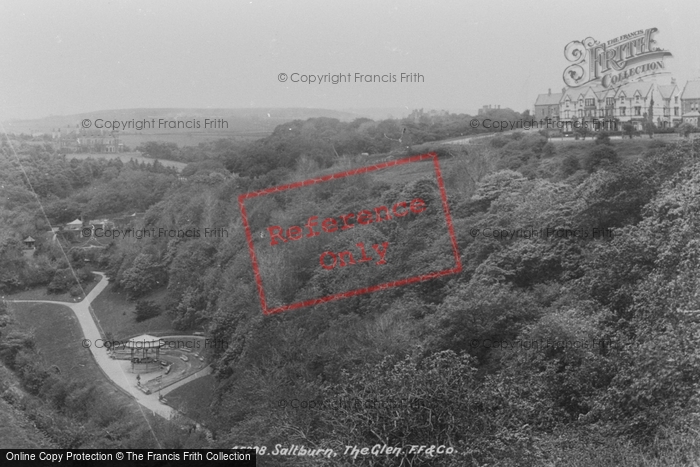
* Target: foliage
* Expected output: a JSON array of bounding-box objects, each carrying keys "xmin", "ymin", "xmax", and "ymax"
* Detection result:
[
  {"xmin": 622, "ymin": 124, "xmax": 636, "ymax": 139},
  {"xmin": 582, "ymin": 145, "xmax": 619, "ymax": 172},
  {"xmin": 677, "ymin": 122, "xmax": 695, "ymax": 138},
  {"xmin": 561, "ymin": 153, "xmax": 580, "ymax": 176},
  {"xmin": 47, "ymin": 269, "xmax": 78, "ymax": 294},
  {"xmin": 594, "ymin": 131, "xmax": 612, "ymax": 146},
  {"xmin": 119, "ymin": 253, "xmax": 164, "ymax": 299},
  {"xmin": 542, "ymin": 141, "xmax": 556, "ymax": 157},
  {"xmin": 5, "ymin": 116, "xmax": 700, "ymax": 462},
  {"xmin": 134, "ymin": 300, "xmax": 161, "ymax": 322}
]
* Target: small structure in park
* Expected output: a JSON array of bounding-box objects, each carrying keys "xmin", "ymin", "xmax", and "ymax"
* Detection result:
[
  {"xmin": 127, "ymin": 334, "xmax": 165, "ymax": 373},
  {"xmin": 65, "ymin": 218, "xmax": 83, "ymax": 230}
]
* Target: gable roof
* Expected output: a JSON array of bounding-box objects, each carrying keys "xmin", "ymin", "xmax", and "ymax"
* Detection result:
[
  {"xmin": 23, "ymin": 236, "xmax": 35, "ymax": 242},
  {"xmin": 596, "ymin": 87, "xmax": 617, "ymax": 99},
  {"xmin": 658, "ymin": 84, "xmax": 678, "ymax": 99},
  {"xmin": 535, "ymin": 92, "xmax": 563, "ymax": 106},
  {"xmin": 66, "ymin": 218, "xmax": 83, "ymax": 226},
  {"xmin": 562, "ymin": 87, "xmax": 587, "ymax": 103},
  {"xmin": 620, "ymin": 82, "xmax": 654, "ymax": 99},
  {"xmin": 589, "ymin": 85, "xmax": 609, "ymax": 99},
  {"xmin": 581, "ymin": 87, "xmax": 599, "ymax": 99},
  {"xmin": 681, "ymin": 80, "xmax": 700, "ymax": 100}
]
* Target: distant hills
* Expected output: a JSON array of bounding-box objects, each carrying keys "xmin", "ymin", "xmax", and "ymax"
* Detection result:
[{"xmin": 2, "ymin": 107, "xmax": 412, "ymax": 137}]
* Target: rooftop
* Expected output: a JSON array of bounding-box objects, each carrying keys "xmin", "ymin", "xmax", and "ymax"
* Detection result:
[
  {"xmin": 535, "ymin": 91, "xmax": 563, "ymax": 106},
  {"xmin": 126, "ymin": 334, "xmax": 165, "ymax": 349},
  {"xmin": 681, "ymin": 80, "xmax": 700, "ymax": 100}
]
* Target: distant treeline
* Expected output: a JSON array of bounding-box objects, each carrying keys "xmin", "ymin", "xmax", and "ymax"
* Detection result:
[{"xmin": 136, "ymin": 107, "xmax": 525, "ymax": 171}]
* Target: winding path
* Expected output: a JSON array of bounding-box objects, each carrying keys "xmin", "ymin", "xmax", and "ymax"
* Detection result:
[{"xmin": 7, "ymin": 273, "xmax": 207, "ymax": 419}]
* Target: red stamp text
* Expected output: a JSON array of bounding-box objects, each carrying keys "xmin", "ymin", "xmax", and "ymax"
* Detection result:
[{"xmin": 238, "ymin": 152, "xmax": 461, "ymax": 315}]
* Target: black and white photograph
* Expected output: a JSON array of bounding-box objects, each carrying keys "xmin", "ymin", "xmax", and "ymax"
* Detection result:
[{"xmin": 2, "ymin": 1, "xmax": 700, "ymax": 465}]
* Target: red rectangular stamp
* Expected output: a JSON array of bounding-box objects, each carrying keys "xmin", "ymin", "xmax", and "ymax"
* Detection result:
[{"xmin": 238, "ymin": 152, "xmax": 462, "ymax": 315}]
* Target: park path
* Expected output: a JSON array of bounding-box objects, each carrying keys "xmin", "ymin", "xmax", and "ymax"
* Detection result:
[{"xmin": 8, "ymin": 272, "xmax": 195, "ymax": 419}]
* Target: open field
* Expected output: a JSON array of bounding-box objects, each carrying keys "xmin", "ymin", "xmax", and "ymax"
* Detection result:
[
  {"xmin": 90, "ymin": 283, "xmax": 177, "ymax": 339},
  {"xmin": 4, "ymin": 277, "xmax": 99, "ymax": 303},
  {"xmin": 64, "ymin": 152, "xmax": 187, "ymax": 170},
  {"xmin": 118, "ymin": 131, "xmax": 267, "ymax": 148}
]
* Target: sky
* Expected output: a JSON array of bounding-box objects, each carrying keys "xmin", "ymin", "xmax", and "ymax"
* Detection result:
[{"xmin": 1, "ymin": 0, "xmax": 700, "ymax": 121}]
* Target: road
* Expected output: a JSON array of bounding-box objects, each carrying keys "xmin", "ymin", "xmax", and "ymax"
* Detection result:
[
  {"xmin": 440, "ymin": 131, "xmax": 514, "ymax": 145},
  {"xmin": 7, "ymin": 272, "xmax": 201, "ymax": 419}
]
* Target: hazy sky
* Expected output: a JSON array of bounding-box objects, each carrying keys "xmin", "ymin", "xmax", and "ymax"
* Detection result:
[{"xmin": 2, "ymin": 0, "xmax": 700, "ymax": 120}]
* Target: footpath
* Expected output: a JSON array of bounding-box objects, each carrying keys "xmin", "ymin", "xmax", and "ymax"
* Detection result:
[{"xmin": 8, "ymin": 273, "xmax": 209, "ymax": 419}]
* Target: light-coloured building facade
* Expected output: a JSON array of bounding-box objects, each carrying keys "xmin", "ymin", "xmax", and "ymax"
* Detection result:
[
  {"xmin": 681, "ymin": 80, "xmax": 700, "ymax": 126},
  {"xmin": 534, "ymin": 78, "xmax": 700, "ymax": 133}
]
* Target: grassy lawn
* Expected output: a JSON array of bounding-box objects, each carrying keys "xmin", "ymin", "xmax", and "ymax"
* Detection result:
[
  {"xmin": 90, "ymin": 283, "xmax": 178, "ymax": 340},
  {"xmin": 165, "ymin": 374, "xmax": 215, "ymax": 422},
  {"xmin": 4, "ymin": 278, "xmax": 99, "ymax": 303},
  {"xmin": 118, "ymin": 132, "xmax": 265, "ymax": 148},
  {"xmin": 11, "ymin": 302, "xmax": 97, "ymax": 378},
  {"xmin": 8, "ymin": 302, "xmax": 147, "ymax": 420}
]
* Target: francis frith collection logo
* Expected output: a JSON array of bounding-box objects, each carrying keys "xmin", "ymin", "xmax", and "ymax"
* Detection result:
[{"xmin": 563, "ymin": 28, "xmax": 673, "ymax": 89}]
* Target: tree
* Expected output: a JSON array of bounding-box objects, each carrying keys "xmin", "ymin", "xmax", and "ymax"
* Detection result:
[
  {"xmin": 644, "ymin": 120, "xmax": 655, "ymax": 139},
  {"xmin": 120, "ymin": 253, "xmax": 163, "ymax": 299},
  {"xmin": 542, "ymin": 142, "xmax": 556, "ymax": 158},
  {"xmin": 646, "ymin": 93, "xmax": 655, "ymax": 138},
  {"xmin": 578, "ymin": 123, "xmax": 591, "ymax": 140},
  {"xmin": 572, "ymin": 117, "xmax": 588, "ymax": 140},
  {"xmin": 319, "ymin": 352, "xmax": 480, "ymax": 466},
  {"xmin": 134, "ymin": 300, "xmax": 161, "ymax": 322},
  {"xmin": 471, "ymin": 170, "xmax": 527, "ymax": 204},
  {"xmin": 561, "ymin": 153, "xmax": 581, "ymax": 176},
  {"xmin": 623, "ymin": 124, "xmax": 635, "ymax": 139},
  {"xmin": 595, "ymin": 131, "xmax": 612, "ymax": 146},
  {"xmin": 583, "ymin": 145, "xmax": 619, "ymax": 172},
  {"xmin": 47, "ymin": 268, "xmax": 78, "ymax": 294},
  {"xmin": 677, "ymin": 122, "xmax": 694, "ymax": 138}
]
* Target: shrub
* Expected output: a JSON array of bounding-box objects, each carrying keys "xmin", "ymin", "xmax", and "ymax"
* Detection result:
[
  {"xmin": 542, "ymin": 142, "xmax": 556, "ymax": 158},
  {"xmin": 134, "ymin": 300, "xmax": 161, "ymax": 322},
  {"xmin": 677, "ymin": 122, "xmax": 695, "ymax": 138},
  {"xmin": 583, "ymin": 145, "xmax": 619, "ymax": 172},
  {"xmin": 622, "ymin": 124, "xmax": 636, "ymax": 139},
  {"xmin": 24, "ymin": 256, "xmax": 56, "ymax": 287},
  {"xmin": 47, "ymin": 269, "xmax": 77, "ymax": 294},
  {"xmin": 595, "ymin": 132, "xmax": 612, "ymax": 146},
  {"xmin": 561, "ymin": 153, "xmax": 581, "ymax": 176}
]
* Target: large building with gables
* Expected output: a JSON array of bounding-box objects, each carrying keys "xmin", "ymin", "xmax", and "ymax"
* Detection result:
[
  {"xmin": 534, "ymin": 78, "xmax": 700, "ymax": 133},
  {"xmin": 52, "ymin": 125, "xmax": 124, "ymax": 153},
  {"xmin": 535, "ymin": 27, "xmax": 700, "ymax": 133}
]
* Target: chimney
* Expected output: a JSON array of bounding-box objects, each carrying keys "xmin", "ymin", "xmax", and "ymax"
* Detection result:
[{"xmin": 548, "ymin": 88, "xmax": 551, "ymax": 95}]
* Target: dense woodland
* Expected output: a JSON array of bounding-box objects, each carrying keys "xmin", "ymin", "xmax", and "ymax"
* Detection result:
[{"xmin": 2, "ymin": 110, "xmax": 700, "ymax": 465}]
